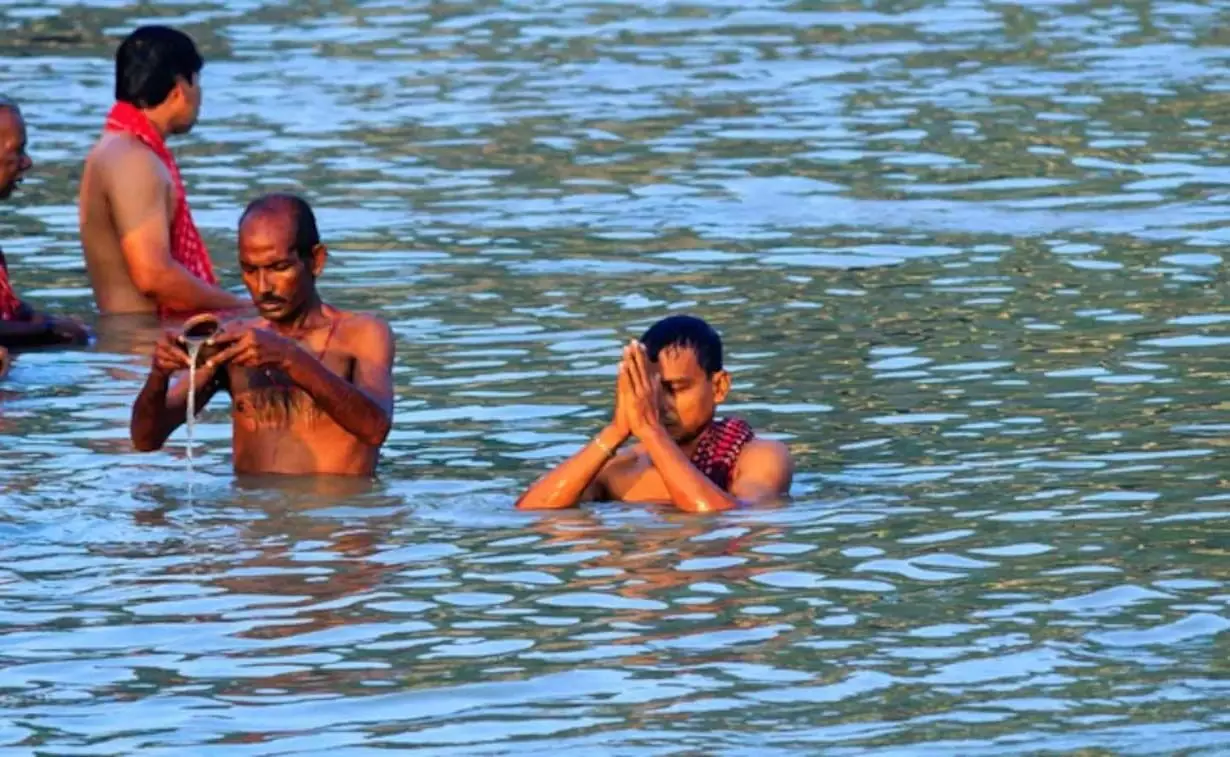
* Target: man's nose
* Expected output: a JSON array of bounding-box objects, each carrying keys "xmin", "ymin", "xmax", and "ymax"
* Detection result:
[{"xmin": 19, "ymin": 154, "xmax": 32, "ymax": 172}]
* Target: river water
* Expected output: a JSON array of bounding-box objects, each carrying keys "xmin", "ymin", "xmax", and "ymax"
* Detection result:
[{"xmin": 1, "ymin": 0, "xmax": 1227, "ymax": 753}]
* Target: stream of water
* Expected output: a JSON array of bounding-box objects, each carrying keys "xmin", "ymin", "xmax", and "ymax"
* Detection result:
[{"xmin": 184, "ymin": 338, "xmax": 204, "ymax": 475}]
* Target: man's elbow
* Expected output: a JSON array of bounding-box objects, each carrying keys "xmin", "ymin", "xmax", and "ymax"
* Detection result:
[
  {"xmin": 515, "ymin": 495, "xmax": 568, "ymax": 511},
  {"xmin": 130, "ymin": 414, "xmax": 165, "ymax": 452},
  {"xmin": 362, "ymin": 415, "xmax": 392, "ymax": 448},
  {"xmin": 130, "ymin": 431, "xmax": 162, "ymax": 453},
  {"xmin": 130, "ymin": 266, "xmax": 171, "ymax": 301},
  {"xmin": 675, "ymin": 495, "xmax": 739, "ymax": 514}
]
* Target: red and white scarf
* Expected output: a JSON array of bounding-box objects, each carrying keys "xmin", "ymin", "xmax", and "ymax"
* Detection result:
[
  {"xmin": 691, "ymin": 417, "xmax": 755, "ymax": 491},
  {"xmin": 103, "ymin": 102, "xmax": 217, "ymax": 318}
]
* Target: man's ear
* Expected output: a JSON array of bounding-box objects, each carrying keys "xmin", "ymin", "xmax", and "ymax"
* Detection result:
[
  {"xmin": 713, "ymin": 370, "xmax": 731, "ymax": 403},
  {"xmin": 170, "ymin": 75, "xmax": 193, "ymax": 106},
  {"xmin": 309, "ymin": 244, "xmax": 328, "ymax": 277}
]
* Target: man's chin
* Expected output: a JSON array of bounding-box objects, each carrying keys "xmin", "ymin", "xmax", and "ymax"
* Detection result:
[
  {"xmin": 665, "ymin": 419, "xmax": 716, "ymax": 446},
  {"xmin": 257, "ymin": 304, "xmax": 290, "ymax": 321},
  {"xmin": 664, "ymin": 424, "xmax": 692, "ymax": 444}
]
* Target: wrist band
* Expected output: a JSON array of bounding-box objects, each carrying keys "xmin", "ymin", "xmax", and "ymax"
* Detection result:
[{"xmin": 594, "ymin": 435, "xmax": 616, "ymax": 458}]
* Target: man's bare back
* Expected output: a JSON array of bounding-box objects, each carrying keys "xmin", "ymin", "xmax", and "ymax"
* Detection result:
[
  {"xmin": 80, "ymin": 26, "xmax": 246, "ymax": 317},
  {"xmin": 79, "ymin": 134, "xmax": 176, "ymax": 315}
]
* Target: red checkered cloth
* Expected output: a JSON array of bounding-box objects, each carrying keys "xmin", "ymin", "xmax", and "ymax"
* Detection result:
[
  {"xmin": 691, "ymin": 417, "xmax": 755, "ymax": 491},
  {"xmin": 103, "ymin": 102, "xmax": 218, "ymax": 318},
  {"xmin": 0, "ymin": 249, "xmax": 21, "ymax": 321}
]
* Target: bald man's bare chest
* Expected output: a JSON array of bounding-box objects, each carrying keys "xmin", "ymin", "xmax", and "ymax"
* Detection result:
[{"xmin": 226, "ymin": 353, "xmax": 355, "ymax": 432}]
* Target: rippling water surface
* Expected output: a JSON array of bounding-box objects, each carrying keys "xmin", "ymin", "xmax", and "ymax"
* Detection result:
[{"xmin": 1, "ymin": 0, "xmax": 1228, "ymax": 753}]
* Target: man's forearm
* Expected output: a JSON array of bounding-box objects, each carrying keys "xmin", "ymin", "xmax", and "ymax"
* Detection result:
[
  {"xmin": 0, "ymin": 319, "xmax": 56, "ymax": 347},
  {"xmin": 516, "ymin": 423, "xmax": 626, "ymax": 510},
  {"xmin": 144, "ymin": 263, "xmax": 247, "ymax": 313},
  {"xmin": 131, "ymin": 371, "xmax": 175, "ymax": 451},
  {"xmin": 640, "ymin": 425, "xmax": 740, "ymax": 513},
  {"xmin": 286, "ymin": 353, "xmax": 391, "ymax": 446},
  {"xmin": 15, "ymin": 301, "xmax": 36, "ymax": 321}
]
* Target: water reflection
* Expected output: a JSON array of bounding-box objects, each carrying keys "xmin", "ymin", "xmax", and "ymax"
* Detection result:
[{"xmin": 0, "ymin": 0, "xmax": 1227, "ymax": 751}]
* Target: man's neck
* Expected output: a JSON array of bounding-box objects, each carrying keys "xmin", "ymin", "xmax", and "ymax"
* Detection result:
[
  {"xmin": 675, "ymin": 418, "xmax": 716, "ymax": 458},
  {"xmin": 137, "ymin": 106, "xmax": 173, "ymax": 140}
]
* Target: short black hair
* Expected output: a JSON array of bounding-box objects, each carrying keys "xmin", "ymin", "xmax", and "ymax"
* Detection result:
[
  {"xmin": 115, "ymin": 26, "xmax": 204, "ymax": 108},
  {"xmin": 640, "ymin": 315, "xmax": 724, "ymax": 374},
  {"xmin": 240, "ymin": 193, "xmax": 321, "ymax": 259}
]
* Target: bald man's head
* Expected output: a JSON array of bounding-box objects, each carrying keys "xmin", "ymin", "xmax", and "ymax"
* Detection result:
[
  {"xmin": 237, "ymin": 193, "xmax": 327, "ymax": 323},
  {"xmin": 239, "ymin": 193, "xmax": 320, "ymax": 259},
  {"xmin": 0, "ymin": 97, "xmax": 31, "ymax": 200}
]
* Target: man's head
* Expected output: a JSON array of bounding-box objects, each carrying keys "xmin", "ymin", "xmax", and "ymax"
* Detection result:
[
  {"xmin": 0, "ymin": 99, "xmax": 32, "ymax": 200},
  {"xmin": 640, "ymin": 315, "xmax": 731, "ymax": 444},
  {"xmin": 115, "ymin": 25, "xmax": 204, "ymax": 135},
  {"xmin": 237, "ymin": 193, "xmax": 326, "ymax": 323}
]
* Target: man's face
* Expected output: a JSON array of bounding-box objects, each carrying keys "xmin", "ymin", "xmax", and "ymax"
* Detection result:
[
  {"xmin": 0, "ymin": 109, "xmax": 32, "ymax": 200},
  {"xmin": 169, "ymin": 73, "xmax": 202, "ymax": 135},
  {"xmin": 238, "ymin": 213, "xmax": 318, "ymax": 323},
  {"xmin": 654, "ymin": 345, "xmax": 730, "ymax": 444}
]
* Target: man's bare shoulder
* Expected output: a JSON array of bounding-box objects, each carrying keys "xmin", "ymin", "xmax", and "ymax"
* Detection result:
[
  {"xmin": 738, "ymin": 437, "xmax": 794, "ymax": 475},
  {"xmin": 336, "ymin": 311, "xmax": 393, "ymax": 345},
  {"xmin": 87, "ymin": 133, "xmax": 166, "ymax": 178}
]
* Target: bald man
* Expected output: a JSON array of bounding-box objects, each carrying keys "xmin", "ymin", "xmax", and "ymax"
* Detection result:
[
  {"xmin": 0, "ymin": 98, "xmax": 90, "ymax": 357},
  {"xmin": 130, "ymin": 193, "xmax": 395, "ymax": 476}
]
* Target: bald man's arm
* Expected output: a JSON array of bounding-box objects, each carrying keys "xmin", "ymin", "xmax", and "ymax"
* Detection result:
[{"xmin": 284, "ymin": 316, "xmax": 393, "ymax": 446}]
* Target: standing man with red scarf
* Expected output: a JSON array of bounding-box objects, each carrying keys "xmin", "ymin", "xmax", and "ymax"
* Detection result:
[{"xmin": 79, "ymin": 25, "xmax": 247, "ymax": 319}]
